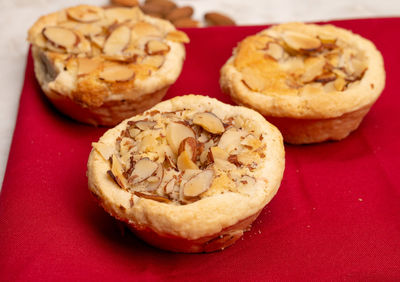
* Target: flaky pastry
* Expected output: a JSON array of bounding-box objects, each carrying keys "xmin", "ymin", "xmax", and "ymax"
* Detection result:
[
  {"xmin": 87, "ymin": 95, "xmax": 285, "ymax": 252},
  {"xmin": 28, "ymin": 5, "xmax": 189, "ymax": 126},
  {"xmin": 220, "ymin": 22, "xmax": 385, "ymax": 144}
]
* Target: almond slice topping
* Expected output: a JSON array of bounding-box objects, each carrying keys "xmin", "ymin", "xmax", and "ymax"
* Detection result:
[
  {"xmin": 99, "ymin": 64, "xmax": 134, "ymax": 82},
  {"xmin": 103, "ymin": 25, "xmax": 131, "ymax": 56},
  {"xmin": 130, "ymin": 158, "xmax": 158, "ymax": 184},
  {"xmin": 104, "ymin": 7, "xmax": 142, "ymax": 23},
  {"xmin": 178, "ymin": 137, "xmax": 198, "ymax": 162},
  {"xmin": 218, "ymin": 128, "xmax": 244, "ymax": 153},
  {"xmin": 265, "ymin": 42, "xmax": 284, "ymax": 61},
  {"xmin": 66, "ymin": 5, "xmax": 103, "ymax": 23},
  {"xmin": 282, "ymin": 31, "xmax": 321, "ymax": 51},
  {"xmin": 165, "ymin": 30, "xmax": 190, "ymax": 43},
  {"xmin": 177, "ymin": 150, "xmax": 199, "ymax": 171},
  {"xmin": 134, "ymin": 191, "xmax": 171, "ymax": 203},
  {"xmin": 78, "ymin": 57, "xmax": 101, "ymax": 76},
  {"xmin": 183, "ymin": 169, "xmax": 214, "ymax": 197},
  {"xmin": 166, "ymin": 122, "xmax": 195, "ymax": 155},
  {"xmin": 141, "ymin": 55, "xmax": 165, "ymax": 69},
  {"xmin": 145, "ymin": 40, "xmax": 170, "ymax": 55},
  {"xmin": 193, "ymin": 112, "xmax": 225, "ymax": 134},
  {"xmin": 92, "ymin": 142, "xmax": 114, "ymax": 161},
  {"xmin": 302, "ymin": 56, "xmax": 325, "ymax": 83},
  {"xmin": 42, "ymin": 27, "xmax": 78, "ymax": 49},
  {"xmin": 132, "ymin": 120, "xmax": 157, "ymax": 131},
  {"xmin": 109, "ymin": 154, "xmax": 128, "ymax": 189}
]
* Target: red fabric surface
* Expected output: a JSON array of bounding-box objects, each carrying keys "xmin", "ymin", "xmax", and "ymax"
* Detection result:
[{"xmin": 1, "ymin": 18, "xmax": 400, "ymax": 281}]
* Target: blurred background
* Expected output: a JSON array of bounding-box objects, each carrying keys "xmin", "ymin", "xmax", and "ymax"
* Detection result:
[{"xmin": 0, "ymin": 0, "xmax": 399, "ymax": 184}]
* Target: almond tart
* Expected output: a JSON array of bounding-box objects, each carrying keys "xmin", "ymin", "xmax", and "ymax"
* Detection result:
[
  {"xmin": 28, "ymin": 5, "xmax": 189, "ymax": 126},
  {"xmin": 220, "ymin": 22, "xmax": 385, "ymax": 144},
  {"xmin": 87, "ymin": 95, "xmax": 285, "ymax": 253}
]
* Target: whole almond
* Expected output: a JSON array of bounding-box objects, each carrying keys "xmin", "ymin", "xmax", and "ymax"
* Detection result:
[
  {"xmin": 204, "ymin": 12, "xmax": 236, "ymax": 26},
  {"xmin": 166, "ymin": 6, "xmax": 194, "ymax": 22},
  {"xmin": 172, "ymin": 18, "xmax": 200, "ymax": 28},
  {"xmin": 111, "ymin": 0, "xmax": 139, "ymax": 7},
  {"xmin": 143, "ymin": 0, "xmax": 177, "ymax": 16}
]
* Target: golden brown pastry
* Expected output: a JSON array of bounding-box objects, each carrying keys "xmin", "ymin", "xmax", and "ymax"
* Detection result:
[
  {"xmin": 220, "ymin": 22, "xmax": 385, "ymax": 144},
  {"xmin": 87, "ymin": 95, "xmax": 285, "ymax": 252},
  {"xmin": 28, "ymin": 5, "xmax": 189, "ymax": 126}
]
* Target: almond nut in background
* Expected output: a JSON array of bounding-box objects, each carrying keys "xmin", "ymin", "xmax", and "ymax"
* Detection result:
[
  {"xmin": 111, "ymin": 0, "xmax": 139, "ymax": 7},
  {"xmin": 172, "ymin": 18, "xmax": 200, "ymax": 28},
  {"xmin": 142, "ymin": 0, "xmax": 177, "ymax": 17},
  {"xmin": 166, "ymin": 6, "xmax": 194, "ymax": 22},
  {"xmin": 204, "ymin": 12, "xmax": 236, "ymax": 26}
]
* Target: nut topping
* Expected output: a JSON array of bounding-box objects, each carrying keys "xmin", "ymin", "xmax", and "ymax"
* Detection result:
[
  {"xmin": 103, "ymin": 25, "xmax": 131, "ymax": 56},
  {"xmin": 192, "ymin": 112, "xmax": 225, "ymax": 134},
  {"xmin": 183, "ymin": 169, "xmax": 214, "ymax": 197},
  {"xmin": 282, "ymin": 31, "xmax": 321, "ymax": 51},
  {"xmin": 42, "ymin": 27, "xmax": 79, "ymax": 49},
  {"xmin": 177, "ymin": 151, "xmax": 199, "ymax": 171},
  {"xmin": 265, "ymin": 42, "xmax": 284, "ymax": 61},
  {"xmin": 165, "ymin": 31, "xmax": 190, "ymax": 43},
  {"xmin": 166, "ymin": 122, "xmax": 195, "ymax": 155},
  {"xmin": 130, "ymin": 158, "xmax": 159, "ymax": 184},
  {"xmin": 145, "ymin": 40, "xmax": 170, "ymax": 55},
  {"xmin": 178, "ymin": 137, "xmax": 198, "ymax": 162},
  {"xmin": 99, "ymin": 64, "xmax": 135, "ymax": 82},
  {"xmin": 78, "ymin": 58, "xmax": 102, "ymax": 76},
  {"xmin": 66, "ymin": 5, "xmax": 103, "ymax": 23}
]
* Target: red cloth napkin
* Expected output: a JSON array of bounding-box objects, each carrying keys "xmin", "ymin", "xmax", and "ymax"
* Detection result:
[{"xmin": 1, "ymin": 18, "xmax": 400, "ymax": 281}]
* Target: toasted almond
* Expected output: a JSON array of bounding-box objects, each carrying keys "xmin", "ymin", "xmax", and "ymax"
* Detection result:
[
  {"xmin": 110, "ymin": 154, "xmax": 128, "ymax": 189},
  {"xmin": 134, "ymin": 191, "xmax": 171, "ymax": 203},
  {"xmin": 130, "ymin": 158, "xmax": 159, "ymax": 184},
  {"xmin": 166, "ymin": 122, "xmax": 195, "ymax": 155},
  {"xmin": 42, "ymin": 27, "xmax": 78, "ymax": 49},
  {"xmin": 302, "ymin": 56, "xmax": 325, "ymax": 83},
  {"xmin": 103, "ymin": 25, "xmax": 131, "ymax": 55},
  {"xmin": 111, "ymin": 0, "xmax": 139, "ymax": 7},
  {"xmin": 334, "ymin": 77, "xmax": 346, "ymax": 91},
  {"xmin": 172, "ymin": 18, "xmax": 200, "ymax": 28},
  {"xmin": 130, "ymin": 21, "xmax": 163, "ymax": 38},
  {"xmin": 204, "ymin": 12, "xmax": 236, "ymax": 26},
  {"xmin": 282, "ymin": 31, "xmax": 321, "ymax": 51},
  {"xmin": 132, "ymin": 120, "xmax": 157, "ymax": 130},
  {"xmin": 166, "ymin": 6, "xmax": 194, "ymax": 22},
  {"xmin": 192, "ymin": 112, "xmax": 225, "ymax": 134},
  {"xmin": 165, "ymin": 30, "xmax": 190, "ymax": 43},
  {"xmin": 265, "ymin": 42, "xmax": 284, "ymax": 61},
  {"xmin": 164, "ymin": 146, "xmax": 177, "ymax": 169},
  {"xmin": 164, "ymin": 178, "xmax": 175, "ymax": 194},
  {"xmin": 66, "ymin": 5, "xmax": 103, "ymax": 23},
  {"xmin": 241, "ymin": 68, "xmax": 265, "ymax": 92},
  {"xmin": 145, "ymin": 40, "xmax": 170, "ymax": 55},
  {"xmin": 218, "ymin": 128, "xmax": 244, "ymax": 153},
  {"xmin": 99, "ymin": 64, "xmax": 134, "ymax": 82},
  {"xmin": 210, "ymin": 146, "xmax": 228, "ymax": 162},
  {"xmin": 178, "ymin": 137, "xmax": 198, "ymax": 162},
  {"xmin": 92, "ymin": 142, "xmax": 114, "ymax": 161},
  {"xmin": 348, "ymin": 58, "xmax": 367, "ymax": 78},
  {"xmin": 141, "ymin": 55, "xmax": 165, "ymax": 69},
  {"xmin": 241, "ymin": 134, "xmax": 262, "ymax": 149},
  {"xmin": 78, "ymin": 24, "xmax": 103, "ymax": 36},
  {"xmin": 177, "ymin": 150, "xmax": 199, "ymax": 171},
  {"xmin": 183, "ymin": 169, "xmax": 214, "ymax": 197},
  {"xmin": 77, "ymin": 57, "xmax": 101, "ymax": 76},
  {"xmin": 314, "ymin": 72, "xmax": 336, "ymax": 84}
]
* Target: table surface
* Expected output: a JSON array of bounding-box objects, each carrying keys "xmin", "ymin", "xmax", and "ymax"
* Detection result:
[{"xmin": 1, "ymin": 0, "xmax": 400, "ymax": 188}]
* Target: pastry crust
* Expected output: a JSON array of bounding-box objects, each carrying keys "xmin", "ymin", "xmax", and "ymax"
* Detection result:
[
  {"xmin": 87, "ymin": 95, "xmax": 285, "ymax": 252},
  {"xmin": 28, "ymin": 5, "xmax": 189, "ymax": 126},
  {"xmin": 220, "ymin": 22, "xmax": 385, "ymax": 143}
]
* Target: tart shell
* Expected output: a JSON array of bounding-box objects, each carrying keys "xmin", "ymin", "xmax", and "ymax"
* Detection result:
[{"xmin": 87, "ymin": 95, "xmax": 285, "ymax": 252}]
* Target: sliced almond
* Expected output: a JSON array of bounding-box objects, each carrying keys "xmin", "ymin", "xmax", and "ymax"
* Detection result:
[
  {"xmin": 192, "ymin": 112, "xmax": 225, "ymax": 134},
  {"xmin": 67, "ymin": 5, "xmax": 103, "ymax": 23},
  {"xmin": 241, "ymin": 134, "xmax": 262, "ymax": 150},
  {"xmin": 130, "ymin": 21, "xmax": 162, "ymax": 38},
  {"xmin": 334, "ymin": 77, "xmax": 346, "ymax": 91},
  {"xmin": 314, "ymin": 72, "xmax": 336, "ymax": 84},
  {"xmin": 302, "ymin": 56, "xmax": 325, "ymax": 83},
  {"xmin": 99, "ymin": 64, "xmax": 135, "ymax": 82},
  {"xmin": 165, "ymin": 30, "xmax": 190, "ymax": 43},
  {"xmin": 145, "ymin": 40, "xmax": 170, "ymax": 55},
  {"xmin": 42, "ymin": 27, "xmax": 78, "ymax": 49},
  {"xmin": 109, "ymin": 154, "xmax": 128, "ymax": 189},
  {"xmin": 241, "ymin": 68, "xmax": 265, "ymax": 92},
  {"xmin": 78, "ymin": 57, "xmax": 101, "ymax": 76},
  {"xmin": 164, "ymin": 146, "xmax": 177, "ymax": 169},
  {"xmin": 166, "ymin": 122, "xmax": 195, "ymax": 155},
  {"xmin": 177, "ymin": 151, "xmax": 199, "ymax": 171},
  {"xmin": 265, "ymin": 42, "xmax": 284, "ymax": 61},
  {"xmin": 141, "ymin": 55, "xmax": 165, "ymax": 69},
  {"xmin": 210, "ymin": 146, "xmax": 228, "ymax": 161},
  {"xmin": 78, "ymin": 24, "xmax": 103, "ymax": 36},
  {"xmin": 218, "ymin": 128, "xmax": 244, "ymax": 153},
  {"xmin": 103, "ymin": 25, "xmax": 131, "ymax": 56},
  {"xmin": 132, "ymin": 120, "xmax": 157, "ymax": 130},
  {"xmin": 130, "ymin": 158, "xmax": 158, "ymax": 184},
  {"xmin": 164, "ymin": 178, "xmax": 176, "ymax": 194},
  {"xmin": 92, "ymin": 142, "xmax": 114, "ymax": 161},
  {"xmin": 282, "ymin": 31, "xmax": 321, "ymax": 51},
  {"xmin": 134, "ymin": 191, "xmax": 171, "ymax": 203},
  {"xmin": 348, "ymin": 58, "xmax": 367, "ymax": 78},
  {"xmin": 178, "ymin": 137, "xmax": 198, "ymax": 162},
  {"xmin": 183, "ymin": 169, "xmax": 214, "ymax": 197},
  {"xmin": 146, "ymin": 164, "xmax": 164, "ymax": 191}
]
